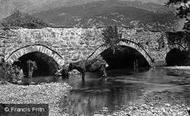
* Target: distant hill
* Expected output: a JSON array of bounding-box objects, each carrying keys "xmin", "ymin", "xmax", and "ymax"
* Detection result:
[
  {"xmin": 0, "ymin": 0, "xmax": 106, "ymax": 20},
  {"xmin": 1, "ymin": 10, "xmax": 50, "ymax": 29},
  {"xmin": 33, "ymin": 0, "xmax": 177, "ymax": 31}
]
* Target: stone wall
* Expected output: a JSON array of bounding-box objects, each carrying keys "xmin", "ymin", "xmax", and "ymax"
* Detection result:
[{"xmin": 0, "ymin": 27, "xmax": 172, "ymax": 67}]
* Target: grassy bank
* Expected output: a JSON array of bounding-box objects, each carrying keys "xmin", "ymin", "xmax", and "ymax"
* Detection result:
[{"xmin": 0, "ymin": 82, "xmax": 71, "ymax": 116}]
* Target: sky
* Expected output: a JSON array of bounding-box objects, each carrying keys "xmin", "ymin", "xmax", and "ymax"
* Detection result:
[{"xmin": 0, "ymin": 0, "xmax": 168, "ymax": 19}]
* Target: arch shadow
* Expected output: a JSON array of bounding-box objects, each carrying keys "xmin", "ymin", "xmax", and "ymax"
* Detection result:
[
  {"xmin": 88, "ymin": 40, "xmax": 154, "ymax": 67},
  {"xmin": 166, "ymin": 48, "xmax": 189, "ymax": 66}
]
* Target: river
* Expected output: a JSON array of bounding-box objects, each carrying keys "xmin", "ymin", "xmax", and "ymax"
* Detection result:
[{"xmin": 58, "ymin": 67, "xmax": 190, "ymax": 116}]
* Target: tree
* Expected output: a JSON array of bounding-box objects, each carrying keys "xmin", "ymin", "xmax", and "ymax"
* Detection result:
[
  {"xmin": 166, "ymin": 0, "xmax": 190, "ymax": 52},
  {"xmin": 102, "ymin": 26, "xmax": 122, "ymax": 54},
  {"xmin": 166, "ymin": 0, "xmax": 190, "ymax": 17},
  {"xmin": 86, "ymin": 26, "xmax": 123, "ymax": 61},
  {"xmin": 166, "ymin": 0, "xmax": 190, "ymax": 30}
]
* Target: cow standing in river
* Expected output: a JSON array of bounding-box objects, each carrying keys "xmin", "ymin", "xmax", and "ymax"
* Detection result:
[{"xmin": 68, "ymin": 56, "xmax": 108, "ymax": 82}]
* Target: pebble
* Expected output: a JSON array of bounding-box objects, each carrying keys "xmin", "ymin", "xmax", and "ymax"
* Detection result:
[
  {"xmin": 0, "ymin": 82, "xmax": 72, "ymax": 116},
  {"xmin": 97, "ymin": 103, "xmax": 190, "ymax": 116}
]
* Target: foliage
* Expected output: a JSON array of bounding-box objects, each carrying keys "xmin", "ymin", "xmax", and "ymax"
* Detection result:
[
  {"xmin": 102, "ymin": 25, "xmax": 122, "ymax": 54},
  {"xmin": 166, "ymin": 31, "xmax": 190, "ymax": 49},
  {"xmin": 1, "ymin": 10, "xmax": 50, "ymax": 29},
  {"xmin": 86, "ymin": 26, "xmax": 123, "ymax": 61},
  {"xmin": 166, "ymin": 0, "xmax": 190, "ymax": 51},
  {"xmin": 166, "ymin": 0, "xmax": 190, "ymax": 18},
  {"xmin": 166, "ymin": 0, "xmax": 190, "ymax": 30},
  {"xmin": 0, "ymin": 59, "xmax": 23, "ymax": 84}
]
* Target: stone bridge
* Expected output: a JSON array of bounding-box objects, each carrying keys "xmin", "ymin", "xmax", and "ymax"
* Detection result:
[{"xmin": 0, "ymin": 27, "xmax": 183, "ymax": 73}]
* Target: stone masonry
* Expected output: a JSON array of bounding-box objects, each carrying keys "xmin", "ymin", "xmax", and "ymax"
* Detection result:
[{"xmin": 0, "ymin": 27, "xmax": 178, "ymax": 67}]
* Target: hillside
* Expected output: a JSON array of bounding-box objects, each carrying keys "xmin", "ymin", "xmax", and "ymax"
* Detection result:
[
  {"xmin": 34, "ymin": 0, "xmax": 176, "ymax": 31},
  {"xmin": 1, "ymin": 10, "xmax": 50, "ymax": 29}
]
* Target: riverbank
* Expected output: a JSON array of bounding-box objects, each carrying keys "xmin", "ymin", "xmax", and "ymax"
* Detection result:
[
  {"xmin": 93, "ymin": 86, "xmax": 190, "ymax": 116},
  {"xmin": 0, "ymin": 82, "xmax": 72, "ymax": 116},
  {"xmin": 163, "ymin": 66, "xmax": 190, "ymax": 84},
  {"xmin": 164, "ymin": 66, "xmax": 190, "ymax": 70},
  {"xmin": 94, "ymin": 103, "xmax": 190, "ymax": 116}
]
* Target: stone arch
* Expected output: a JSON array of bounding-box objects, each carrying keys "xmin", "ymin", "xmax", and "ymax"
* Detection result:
[
  {"xmin": 89, "ymin": 40, "xmax": 154, "ymax": 66},
  {"xmin": 5, "ymin": 44, "xmax": 64, "ymax": 67}
]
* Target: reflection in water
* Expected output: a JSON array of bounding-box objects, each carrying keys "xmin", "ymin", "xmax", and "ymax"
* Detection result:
[{"xmin": 59, "ymin": 68, "xmax": 190, "ymax": 116}]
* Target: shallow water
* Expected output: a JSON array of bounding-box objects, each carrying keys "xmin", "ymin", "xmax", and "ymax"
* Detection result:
[{"xmin": 58, "ymin": 67, "xmax": 190, "ymax": 116}]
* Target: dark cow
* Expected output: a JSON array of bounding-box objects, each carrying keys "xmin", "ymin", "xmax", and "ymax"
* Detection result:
[
  {"xmin": 55, "ymin": 65, "xmax": 69, "ymax": 80},
  {"xmin": 68, "ymin": 56, "xmax": 108, "ymax": 82}
]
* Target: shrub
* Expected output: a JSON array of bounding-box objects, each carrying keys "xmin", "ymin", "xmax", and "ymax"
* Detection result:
[
  {"xmin": 102, "ymin": 25, "xmax": 122, "ymax": 54},
  {"xmin": 0, "ymin": 59, "xmax": 23, "ymax": 84},
  {"xmin": 1, "ymin": 10, "xmax": 50, "ymax": 29}
]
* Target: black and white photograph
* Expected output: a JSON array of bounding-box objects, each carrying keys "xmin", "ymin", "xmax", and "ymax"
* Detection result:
[{"xmin": 1, "ymin": 0, "xmax": 190, "ymax": 116}]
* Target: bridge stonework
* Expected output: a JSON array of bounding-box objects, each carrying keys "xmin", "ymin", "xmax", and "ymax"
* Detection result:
[
  {"xmin": 6, "ymin": 44, "xmax": 64, "ymax": 66},
  {"xmin": 0, "ymin": 27, "xmax": 173, "ymax": 67}
]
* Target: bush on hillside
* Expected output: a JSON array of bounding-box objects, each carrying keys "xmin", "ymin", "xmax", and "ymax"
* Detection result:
[{"xmin": 1, "ymin": 10, "xmax": 50, "ymax": 29}]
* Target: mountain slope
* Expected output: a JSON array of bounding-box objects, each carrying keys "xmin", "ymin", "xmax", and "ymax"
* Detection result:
[
  {"xmin": 33, "ymin": 0, "xmax": 176, "ymax": 31},
  {"xmin": 0, "ymin": 0, "xmax": 106, "ymax": 20}
]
